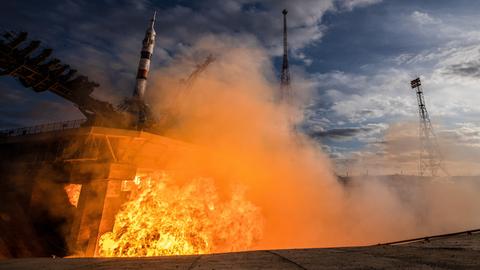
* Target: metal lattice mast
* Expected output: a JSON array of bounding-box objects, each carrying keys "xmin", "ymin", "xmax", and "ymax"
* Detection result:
[
  {"xmin": 410, "ymin": 78, "xmax": 448, "ymax": 177},
  {"xmin": 280, "ymin": 9, "xmax": 291, "ymax": 103}
]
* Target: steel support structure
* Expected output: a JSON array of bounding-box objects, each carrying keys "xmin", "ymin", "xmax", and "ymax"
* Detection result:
[{"xmin": 410, "ymin": 78, "xmax": 448, "ymax": 177}]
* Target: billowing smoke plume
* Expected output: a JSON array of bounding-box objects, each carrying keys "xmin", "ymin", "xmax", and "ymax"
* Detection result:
[{"xmin": 132, "ymin": 34, "xmax": 480, "ymax": 249}]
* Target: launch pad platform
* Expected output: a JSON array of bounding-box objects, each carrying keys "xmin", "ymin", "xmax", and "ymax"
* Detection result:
[
  {"xmin": 0, "ymin": 125, "xmax": 197, "ymax": 257},
  {"xmin": 1, "ymin": 230, "xmax": 479, "ymax": 269}
]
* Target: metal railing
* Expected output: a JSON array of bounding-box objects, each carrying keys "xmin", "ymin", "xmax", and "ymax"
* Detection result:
[
  {"xmin": 0, "ymin": 119, "xmax": 87, "ymax": 137},
  {"xmin": 377, "ymin": 228, "xmax": 480, "ymax": 246}
]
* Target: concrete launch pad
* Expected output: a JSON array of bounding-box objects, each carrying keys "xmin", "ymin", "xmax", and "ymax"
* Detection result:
[{"xmin": 1, "ymin": 231, "xmax": 479, "ymax": 269}]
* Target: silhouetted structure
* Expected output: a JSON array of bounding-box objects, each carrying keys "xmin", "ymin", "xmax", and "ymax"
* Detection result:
[
  {"xmin": 0, "ymin": 31, "xmax": 128, "ymax": 128},
  {"xmin": 280, "ymin": 9, "xmax": 291, "ymax": 103}
]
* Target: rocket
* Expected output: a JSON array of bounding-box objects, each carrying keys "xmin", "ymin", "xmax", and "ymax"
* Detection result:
[{"xmin": 132, "ymin": 11, "xmax": 156, "ymax": 101}]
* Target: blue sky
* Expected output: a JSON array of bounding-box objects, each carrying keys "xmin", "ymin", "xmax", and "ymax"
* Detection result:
[{"xmin": 2, "ymin": 0, "xmax": 480, "ymax": 175}]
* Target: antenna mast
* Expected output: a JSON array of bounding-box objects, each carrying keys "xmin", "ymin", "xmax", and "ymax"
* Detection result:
[{"xmin": 280, "ymin": 9, "xmax": 291, "ymax": 103}]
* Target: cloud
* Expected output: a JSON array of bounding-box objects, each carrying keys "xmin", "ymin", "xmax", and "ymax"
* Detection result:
[
  {"xmin": 309, "ymin": 123, "xmax": 387, "ymax": 141},
  {"xmin": 309, "ymin": 127, "xmax": 372, "ymax": 139},
  {"xmin": 0, "ymin": 0, "xmax": 383, "ymax": 111},
  {"xmin": 337, "ymin": 0, "xmax": 382, "ymax": 11},
  {"xmin": 410, "ymin": 11, "xmax": 440, "ymax": 25},
  {"xmin": 307, "ymin": 56, "xmax": 480, "ymax": 171},
  {"xmin": 445, "ymin": 59, "xmax": 480, "ymax": 78},
  {"xmin": 440, "ymin": 123, "xmax": 480, "ymax": 148},
  {"xmin": 303, "ymin": 69, "xmax": 415, "ymax": 126},
  {"xmin": 337, "ymin": 120, "xmax": 480, "ymax": 176},
  {"xmin": 297, "ymin": 4, "xmax": 480, "ymax": 171}
]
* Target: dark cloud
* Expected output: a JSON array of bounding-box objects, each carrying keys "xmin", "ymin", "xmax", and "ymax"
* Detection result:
[
  {"xmin": 445, "ymin": 60, "xmax": 480, "ymax": 78},
  {"xmin": 308, "ymin": 126, "xmax": 373, "ymax": 139}
]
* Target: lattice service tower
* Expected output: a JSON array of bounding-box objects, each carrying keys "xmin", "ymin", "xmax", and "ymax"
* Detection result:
[
  {"xmin": 410, "ymin": 77, "xmax": 448, "ymax": 177},
  {"xmin": 280, "ymin": 9, "xmax": 291, "ymax": 103}
]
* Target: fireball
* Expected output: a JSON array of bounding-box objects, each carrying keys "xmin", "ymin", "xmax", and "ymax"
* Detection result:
[{"xmin": 98, "ymin": 174, "xmax": 264, "ymax": 256}]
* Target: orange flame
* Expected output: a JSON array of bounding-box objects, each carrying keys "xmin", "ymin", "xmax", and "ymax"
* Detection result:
[
  {"xmin": 98, "ymin": 174, "xmax": 264, "ymax": 256},
  {"xmin": 64, "ymin": 184, "xmax": 82, "ymax": 207}
]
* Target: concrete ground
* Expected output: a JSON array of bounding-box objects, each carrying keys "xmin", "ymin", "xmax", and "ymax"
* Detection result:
[{"xmin": 1, "ymin": 231, "xmax": 479, "ymax": 270}]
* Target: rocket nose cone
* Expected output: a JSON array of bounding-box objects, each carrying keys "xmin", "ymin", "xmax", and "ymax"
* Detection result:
[{"xmin": 149, "ymin": 11, "xmax": 157, "ymax": 30}]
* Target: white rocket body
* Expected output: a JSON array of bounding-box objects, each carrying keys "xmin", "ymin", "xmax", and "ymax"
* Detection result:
[{"xmin": 133, "ymin": 12, "xmax": 156, "ymax": 100}]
